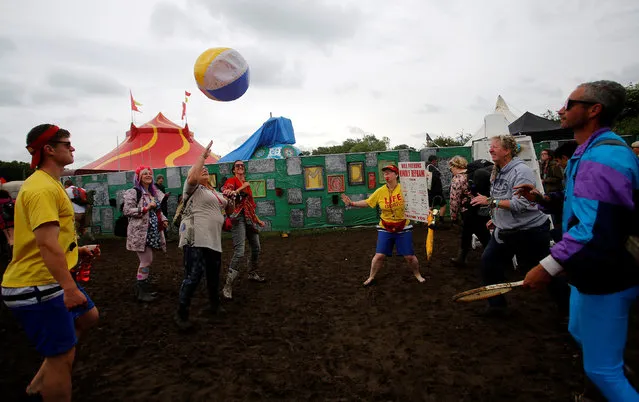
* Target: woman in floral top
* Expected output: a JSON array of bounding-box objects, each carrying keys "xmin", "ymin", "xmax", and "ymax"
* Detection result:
[{"xmin": 448, "ymin": 156, "xmax": 490, "ymax": 267}]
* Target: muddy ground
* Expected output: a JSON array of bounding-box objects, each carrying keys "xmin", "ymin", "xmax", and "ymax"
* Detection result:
[{"xmin": 1, "ymin": 225, "xmax": 637, "ymax": 401}]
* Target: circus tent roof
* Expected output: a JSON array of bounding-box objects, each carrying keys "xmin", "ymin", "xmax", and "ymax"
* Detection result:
[{"xmin": 80, "ymin": 113, "xmax": 218, "ymax": 170}]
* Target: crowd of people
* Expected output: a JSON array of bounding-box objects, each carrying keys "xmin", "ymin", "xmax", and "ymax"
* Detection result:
[{"xmin": 1, "ymin": 79, "xmax": 638, "ymax": 401}]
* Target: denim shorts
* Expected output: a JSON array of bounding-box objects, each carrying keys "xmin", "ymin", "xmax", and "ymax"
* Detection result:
[
  {"xmin": 375, "ymin": 227, "xmax": 415, "ymax": 256},
  {"xmin": 3, "ymin": 284, "xmax": 95, "ymax": 357}
]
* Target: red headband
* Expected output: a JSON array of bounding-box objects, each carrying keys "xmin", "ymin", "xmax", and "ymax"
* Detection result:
[
  {"xmin": 26, "ymin": 125, "xmax": 60, "ymax": 169},
  {"xmin": 135, "ymin": 165, "xmax": 152, "ymax": 178}
]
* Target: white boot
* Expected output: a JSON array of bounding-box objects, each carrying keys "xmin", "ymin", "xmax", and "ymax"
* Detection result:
[{"xmin": 222, "ymin": 269, "xmax": 238, "ymax": 299}]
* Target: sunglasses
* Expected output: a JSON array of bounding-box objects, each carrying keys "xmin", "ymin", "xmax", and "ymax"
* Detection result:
[
  {"xmin": 564, "ymin": 98, "xmax": 598, "ymax": 111},
  {"xmin": 49, "ymin": 140, "xmax": 72, "ymax": 149}
]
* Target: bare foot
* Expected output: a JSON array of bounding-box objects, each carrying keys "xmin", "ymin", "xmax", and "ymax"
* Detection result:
[
  {"xmin": 363, "ymin": 277, "xmax": 376, "ymax": 287},
  {"xmin": 26, "ymin": 376, "xmax": 43, "ymax": 395},
  {"xmin": 415, "ymin": 275, "xmax": 426, "ymax": 283}
]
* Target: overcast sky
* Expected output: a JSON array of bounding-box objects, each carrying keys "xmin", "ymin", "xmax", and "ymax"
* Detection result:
[{"xmin": 1, "ymin": 0, "xmax": 638, "ymax": 168}]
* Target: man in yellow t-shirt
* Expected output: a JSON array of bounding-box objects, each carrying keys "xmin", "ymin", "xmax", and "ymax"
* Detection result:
[
  {"xmin": 341, "ymin": 164, "xmax": 425, "ymax": 287},
  {"xmin": 1, "ymin": 124, "xmax": 99, "ymax": 401}
]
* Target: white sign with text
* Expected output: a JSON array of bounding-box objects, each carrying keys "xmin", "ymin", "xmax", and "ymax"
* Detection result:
[{"xmin": 399, "ymin": 161, "xmax": 430, "ymax": 223}]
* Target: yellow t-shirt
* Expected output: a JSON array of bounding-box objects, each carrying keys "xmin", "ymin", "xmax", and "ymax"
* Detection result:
[
  {"xmin": 2, "ymin": 170, "xmax": 78, "ymax": 287},
  {"xmin": 366, "ymin": 184, "xmax": 410, "ymax": 227}
]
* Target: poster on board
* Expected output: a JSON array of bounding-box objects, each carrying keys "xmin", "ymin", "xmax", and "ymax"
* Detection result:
[{"xmin": 399, "ymin": 161, "xmax": 429, "ymax": 223}]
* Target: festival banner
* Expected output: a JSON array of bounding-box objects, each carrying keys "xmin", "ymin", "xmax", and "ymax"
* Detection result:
[{"xmin": 399, "ymin": 161, "xmax": 430, "ymax": 223}]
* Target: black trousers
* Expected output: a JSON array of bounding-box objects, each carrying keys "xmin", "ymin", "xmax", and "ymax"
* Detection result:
[
  {"xmin": 179, "ymin": 246, "xmax": 221, "ymax": 310},
  {"xmin": 481, "ymin": 220, "xmax": 569, "ymax": 312},
  {"xmin": 460, "ymin": 210, "xmax": 491, "ymax": 251}
]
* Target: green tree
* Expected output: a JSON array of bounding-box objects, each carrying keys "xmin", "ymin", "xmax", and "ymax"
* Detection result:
[
  {"xmin": 425, "ymin": 131, "xmax": 471, "ymax": 147},
  {"xmin": 392, "ymin": 144, "xmax": 416, "ymax": 151},
  {"xmin": 312, "ymin": 134, "xmax": 390, "ymax": 155},
  {"xmin": 0, "ymin": 160, "xmax": 33, "ymax": 181},
  {"xmin": 614, "ymin": 83, "xmax": 639, "ymax": 136},
  {"xmin": 541, "ymin": 109, "xmax": 560, "ymax": 122}
]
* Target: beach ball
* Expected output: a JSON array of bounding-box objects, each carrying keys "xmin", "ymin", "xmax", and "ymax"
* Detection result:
[{"xmin": 194, "ymin": 47, "xmax": 250, "ymax": 102}]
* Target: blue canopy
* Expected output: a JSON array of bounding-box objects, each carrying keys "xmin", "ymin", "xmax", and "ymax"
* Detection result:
[{"xmin": 218, "ymin": 117, "xmax": 296, "ymax": 162}]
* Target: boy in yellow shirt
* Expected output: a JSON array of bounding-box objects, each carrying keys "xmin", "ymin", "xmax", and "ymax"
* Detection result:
[{"xmin": 2, "ymin": 124, "xmax": 99, "ymax": 401}]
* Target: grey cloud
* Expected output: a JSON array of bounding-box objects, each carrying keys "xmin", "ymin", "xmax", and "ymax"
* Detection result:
[
  {"xmin": 29, "ymin": 90, "xmax": 77, "ymax": 106},
  {"xmin": 150, "ymin": 2, "xmax": 208, "ymax": 38},
  {"xmin": 468, "ymin": 96, "xmax": 491, "ymax": 111},
  {"xmin": 0, "ymin": 37, "xmax": 16, "ymax": 58},
  {"xmin": 347, "ymin": 126, "xmax": 372, "ymax": 136},
  {"xmin": 0, "ymin": 79, "xmax": 27, "ymax": 106},
  {"xmin": 231, "ymin": 134, "xmax": 250, "ymax": 147},
  {"xmin": 416, "ymin": 104, "xmax": 442, "ymax": 114},
  {"xmin": 335, "ymin": 82, "xmax": 359, "ymax": 95},
  {"xmin": 194, "ymin": 0, "xmax": 362, "ymax": 45},
  {"xmin": 370, "ymin": 90, "xmax": 383, "ymax": 99},
  {"xmin": 47, "ymin": 69, "xmax": 126, "ymax": 96},
  {"xmin": 247, "ymin": 53, "xmax": 305, "ymax": 88}
]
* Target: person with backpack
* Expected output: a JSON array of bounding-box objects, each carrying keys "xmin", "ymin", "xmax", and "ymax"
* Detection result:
[
  {"xmin": 63, "ymin": 180, "xmax": 88, "ymax": 238},
  {"xmin": 447, "ymin": 156, "xmax": 491, "ymax": 267},
  {"xmin": 174, "ymin": 141, "xmax": 234, "ymax": 330},
  {"xmin": 523, "ymin": 81, "xmax": 639, "ymax": 401},
  {"xmin": 123, "ymin": 166, "xmax": 168, "ymax": 302}
]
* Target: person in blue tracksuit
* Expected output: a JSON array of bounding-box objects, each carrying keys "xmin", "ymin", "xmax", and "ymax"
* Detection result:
[{"xmin": 524, "ymin": 80, "xmax": 639, "ymax": 401}]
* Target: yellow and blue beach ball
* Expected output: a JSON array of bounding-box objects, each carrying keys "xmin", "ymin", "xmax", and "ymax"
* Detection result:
[{"xmin": 194, "ymin": 47, "xmax": 250, "ymax": 102}]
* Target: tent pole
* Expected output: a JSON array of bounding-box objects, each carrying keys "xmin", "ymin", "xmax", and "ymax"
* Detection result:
[{"xmin": 116, "ymin": 136, "xmax": 121, "ymax": 172}]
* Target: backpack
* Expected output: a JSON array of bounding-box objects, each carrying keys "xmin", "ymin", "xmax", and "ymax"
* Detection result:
[
  {"xmin": 71, "ymin": 186, "xmax": 88, "ymax": 206},
  {"xmin": 466, "ymin": 159, "xmax": 494, "ymax": 196},
  {"xmin": 114, "ymin": 188, "xmax": 142, "ymax": 237}
]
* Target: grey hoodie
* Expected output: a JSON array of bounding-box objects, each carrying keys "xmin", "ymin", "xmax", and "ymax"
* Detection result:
[{"xmin": 490, "ymin": 157, "xmax": 548, "ymax": 240}]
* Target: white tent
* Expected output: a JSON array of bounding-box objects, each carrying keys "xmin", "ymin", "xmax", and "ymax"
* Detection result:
[{"xmin": 464, "ymin": 95, "xmax": 520, "ymax": 146}]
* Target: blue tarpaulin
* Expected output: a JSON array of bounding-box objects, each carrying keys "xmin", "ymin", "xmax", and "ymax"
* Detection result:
[{"xmin": 218, "ymin": 117, "xmax": 296, "ymax": 162}]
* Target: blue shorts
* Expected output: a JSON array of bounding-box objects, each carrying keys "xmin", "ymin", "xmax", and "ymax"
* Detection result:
[
  {"xmin": 375, "ymin": 228, "xmax": 415, "ymax": 256},
  {"xmin": 7, "ymin": 284, "xmax": 95, "ymax": 357}
]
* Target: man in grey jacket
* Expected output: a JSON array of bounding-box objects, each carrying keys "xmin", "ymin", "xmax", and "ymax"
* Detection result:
[{"xmin": 471, "ymin": 135, "xmax": 567, "ymax": 315}]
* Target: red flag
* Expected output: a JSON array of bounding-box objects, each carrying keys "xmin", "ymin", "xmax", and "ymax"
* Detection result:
[
  {"xmin": 130, "ymin": 90, "xmax": 141, "ymax": 112},
  {"xmin": 181, "ymin": 101, "xmax": 187, "ymax": 120},
  {"xmin": 185, "ymin": 90, "xmax": 191, "ymax": 97}
]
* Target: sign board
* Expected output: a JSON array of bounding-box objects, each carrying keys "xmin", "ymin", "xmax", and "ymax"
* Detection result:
[{"xmin": 399, "ymin": 161, "xmax": 430, "ymax": 223}]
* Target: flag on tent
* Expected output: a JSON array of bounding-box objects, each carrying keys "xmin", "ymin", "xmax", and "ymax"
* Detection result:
[
  {"xmin": 184, "ymin": 90, "xmax": 191, "ymax": 102},
  {"xmin": 130, "ymin": 90, "xmax": 142, "ymax": 112}
]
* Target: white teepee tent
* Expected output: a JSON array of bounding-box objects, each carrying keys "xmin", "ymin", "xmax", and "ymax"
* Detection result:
[{"xmin": 464, "ymin": 95, "xmax": 520, "ymax": 146}]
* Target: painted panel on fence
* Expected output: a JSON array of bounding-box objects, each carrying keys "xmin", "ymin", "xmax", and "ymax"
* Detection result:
[
  {"xmin": 101, "ymin": 208, "xmax": 114, "ymax": 232},
  {"xmin": 287, "ymin": 188, "xmax": 303, "ymax": 204},
  {"xmin": 325, "ymin": 154, "xmax": 346, "ymax": 173},
  {"xmin": 366, "ymin": 152, "xmax": 378, "ymax": 167},
  {"xmin": 180, "ymin": 166, "xmax": 191, "ymax": 177},
  {"xmin": 84, "ymin": 182, "xmax": 109, "ymax": 206},
  {"xmin": 126, "ymin": 171, "xmax": 135, "ymax": 183},
  {"xmin": 327, "ymin": 174, "xmax": 345, "ymax": 193},
  {"xmin": 348, "ymin": 162, "xmax": 365, "ymax": 186},
  {"xmin": 304, "ymin": 166, "xmax": 324, "ymax": 190},
  {"xmin": 259, "ymin": 220, "xmax": 272, "ymax": 232},
  {"xmin": 290, "ymin": 209, "xmax": 304, "ymax": 228},
  {"xmin": 256, "ymin": 200, "xmax": 276, "ymax": 216},
  {"xmin": 116, "ymin": 190, "xmax": 125, "ymax": 210},
  {"xmin": 166, "ymin": 167, "xmax": 182, "ymax": 189},
  {"xmin": 218, "ymin": 163, "xmax": 232, "ymax": 175},
  {"xmin": 167, "ymin": 194, "xmax": 179, "ymax": 216},
  {"xmin": 306, "ymin": 197, "xmax": 322, "ymax": 218},
  {"xmin": 107, "ymin": 172, "xmax": 127, "ymax": 186},
  {"xmin": 399, "ymin": 149, "xmax": 411, "ymax": 162},
  {"xmin": 287, "ymin": 157, "xmax": 302, "ymax": 175},
  {"xmin": 92, "ymin": 207, "xmax": 101, "ymax": 224},
  {"xmin": 248, "ymin": 159, "xmax": 275, "ymax": 174},
  {"xmin": 326, "ymin": 206, "xmax": 344, "ymax": 225},
  {"xmin": 266, "ymin": 178, "xmax": 276, "ymax": 190}
]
